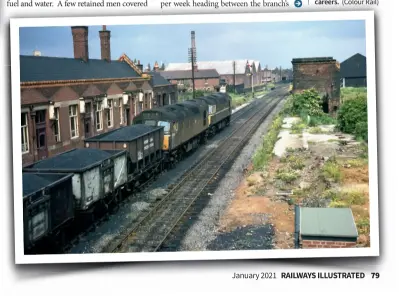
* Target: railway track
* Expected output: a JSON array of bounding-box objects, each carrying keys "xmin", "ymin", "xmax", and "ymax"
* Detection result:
[
  {"xmin": 61, "ymin": 91, "xmax": 273, "ymax": 254},
  {"xmin": 104, "ymin": 89, "xmax": 287, "ymax": 253}
]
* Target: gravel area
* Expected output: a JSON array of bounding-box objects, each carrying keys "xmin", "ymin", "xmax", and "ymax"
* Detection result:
[
  {"xmin": 179, "ymin": 98, "xmax": 287, "ymax": 251},
  {"xmin": 207, "ymin": 225, "xmax": 275, "ymax": 251}
]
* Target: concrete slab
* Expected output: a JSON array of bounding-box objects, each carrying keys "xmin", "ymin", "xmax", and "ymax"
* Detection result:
[
  {"xmin": 273, "ymin": 130, "xmax": 304, "ymax": 157},
  {"xmin": 281, "ymin": 117, "xmax": 301, "ymax": 129}
]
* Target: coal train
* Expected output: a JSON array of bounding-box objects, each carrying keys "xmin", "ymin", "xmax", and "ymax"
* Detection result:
[{"xmin": 22, "ymin": 92, "xmax": 232, "ymax": 252}]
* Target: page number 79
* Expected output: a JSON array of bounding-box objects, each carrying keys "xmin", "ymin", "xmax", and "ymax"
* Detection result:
[{"xmin": 371, "ymin": 273, "xmax": 380, "ymax": 279}]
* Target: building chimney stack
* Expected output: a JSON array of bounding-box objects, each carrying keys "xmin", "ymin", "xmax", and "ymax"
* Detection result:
[
  {"xmin": 137, "ymin": 60, "xmax": 143, "ymax": 72},
  {"xmin": 71, "ymin": 26, "xmax": 89, "ymax": 62},
  {"xmin": 99, "ymin": 25, "xmax": 111, "ymax": 62}
]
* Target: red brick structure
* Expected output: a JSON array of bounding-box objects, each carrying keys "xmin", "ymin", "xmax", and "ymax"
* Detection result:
[
  {"xmin": 20, "ymin": 26, "xmax": 176, "ymax": 167},
  {"xmin": 165, "ymin": 60, "xmax": 264, "ymax": 90},
  {"xmin": 302, "ymin": 240, "xmax": 357, "ymax": 249},
  {"xmin": 295, "ymin": 207, "xmax": 358, "ymax": 249},
  {"xmin": 292, "ymin": 57, "xmax": 341, "ymax": 113},
  {"xmin": 99, "ymin": 25, "xmax": 111, "ymax": 62},
  {"xmin": 157, "ymin": 69, "xmax": 220, "ymax": 92},
  {"xmin": 71, "ymin": 26, "xmax": 89, "ymax": 62}
]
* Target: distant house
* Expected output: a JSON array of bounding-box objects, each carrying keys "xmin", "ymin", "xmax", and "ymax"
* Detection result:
[
  {"xmin": 157, "ymin": 68, "xmax": 220, "ymax": 92},
  {"xmin": 165, "ymin": 60, "xmax": 263, "ymax": 89},
  {"xmin": 340, "ymin": 53, "xmax": 367, "ymax": 88}
]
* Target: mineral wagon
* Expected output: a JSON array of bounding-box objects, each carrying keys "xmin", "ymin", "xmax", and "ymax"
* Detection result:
[
  {"xmin": 23, "ymin": 172, "xmax": 74, "ymax": 250},
  {"xmin": 23, "ymin": 148, "xmax": 127, "ymax": 212},
  {"xmin": 84, "ymin": 124, "xmax": 164, "ymax": 187}
]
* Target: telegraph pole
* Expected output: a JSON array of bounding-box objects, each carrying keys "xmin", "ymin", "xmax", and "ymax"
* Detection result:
[
  {"xmin": 188, "ymin": 31, "xmax": 197, "ymax": 99},
  {"xmin": 233, "ymin": 60, "xmax": 236, "ymax": 93}
]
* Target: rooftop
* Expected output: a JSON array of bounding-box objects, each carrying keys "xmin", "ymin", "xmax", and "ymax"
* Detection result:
[
  {"xmin": 20, "ymin": 55, "xmax": 141, "ymax": 83},
  {"xmin": 300, "ymin": 207, "xmax": 358, "ymax": 238},
  {"xmin": 292, "ymin": 57, "xmax": 336, "ymax": 64}
]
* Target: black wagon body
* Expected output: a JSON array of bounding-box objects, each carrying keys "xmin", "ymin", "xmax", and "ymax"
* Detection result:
[
  {"xmin": 84, "ymin": 124, "xmax": 164, "ymax": 180},
  {"xmin": 22, "ymin": 172, "xmax": 74, "ymax": 250}
]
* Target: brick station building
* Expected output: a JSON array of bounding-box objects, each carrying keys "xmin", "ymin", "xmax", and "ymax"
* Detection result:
[
  {"xmin": 292, "ymin": 57, "xmax": 341, "ymax": 113},
  {"xmin": 20, "ymin": 25, "xmax": 176, "ymax": 166}
]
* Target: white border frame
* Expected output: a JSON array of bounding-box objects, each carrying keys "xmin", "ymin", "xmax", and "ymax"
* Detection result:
[{"xmin": 11, "ymin": 10, "xmax": 378, "ymax": 264}]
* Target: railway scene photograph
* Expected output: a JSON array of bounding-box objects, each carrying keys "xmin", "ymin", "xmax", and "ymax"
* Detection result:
[{"xmin": 15, "ymin": 14, "xmax": 376, "ymax": 260}]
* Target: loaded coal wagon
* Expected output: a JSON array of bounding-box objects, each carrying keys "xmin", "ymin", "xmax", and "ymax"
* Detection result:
[
  {"xmin": 84, "ymin": 124, "xmax": 164, "ymax": 188},
  {"xmin": 23, "ymin": 148, "xmax": 127, "ymax": 213},
  {"xmin": 22, "ymin": 172, "xmax": 74, "ymax": 251}
]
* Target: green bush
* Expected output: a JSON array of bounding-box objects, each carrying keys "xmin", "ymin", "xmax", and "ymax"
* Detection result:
[
  {"xmin": 292, "ymin": 89, "xmax": 324, "ymax": 117},
  {"xmin": 337, "ymin": 94, "xmax": 368, "ymax": 141}
]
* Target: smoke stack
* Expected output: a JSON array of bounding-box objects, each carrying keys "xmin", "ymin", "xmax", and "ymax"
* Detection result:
[
  {"xmin": 71, "ymin": 26, "xmax": 89, "ymax": 62},
  {"xmin": 137, "ymin": 60, "xmax": 143, "ymax": 72},
  {"xmin": 99, "ymin": 25, "xmax": 111, "ymax": 62}
]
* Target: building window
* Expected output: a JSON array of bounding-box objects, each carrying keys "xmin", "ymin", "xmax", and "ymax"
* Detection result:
[
  {"xmin": 205, "ymin": 78, "xmax": 208, "ymax": 84},
  {"xmin": 95, "ymin": 102, "xmax": 103, "ymax": 131},
  {"xmin": 21, "ymin": 113, "xmax": 29, "ymax": 153},
  {"xmin": 107, "ymin": 99, "xmax": 113, "ymax": 128},
  {"xmin": 35, "ymin": 110, "xmax": 45, "ymax": 124},
  {"xmin": 69, "ymin": 105, "xmax": 79, "ymax": 139},
  {"xmin": 119, "ymin": 98, "xmax": 124, "ymax": 124},
  {"xmin": 53, "ymin": 107, "xmax": 61, "ymax": 142},
  {"xmin": 85, "ymin": 102, "xmax": 91, "ymax": 116}
]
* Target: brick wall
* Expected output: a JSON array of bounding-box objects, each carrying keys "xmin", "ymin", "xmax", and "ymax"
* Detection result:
[
  {"xmin": 220, "ymin": 72, "xmax": 264, "ymax": 89},
  {"xmin": 169, "ymin": 78, "xmax": 219, "ymax": 90},
  {"xmin": 302, "ymin": 239, "xmax": 357, "ymax": 249},
  {"xmin": 292, "ymin": 60, "xmax": 341, "ymax": 113}
]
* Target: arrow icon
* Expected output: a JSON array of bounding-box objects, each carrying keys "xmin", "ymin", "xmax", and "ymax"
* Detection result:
[{"xmin": 294, "ymin": 0, "xmax": 303, "ymax": 7}]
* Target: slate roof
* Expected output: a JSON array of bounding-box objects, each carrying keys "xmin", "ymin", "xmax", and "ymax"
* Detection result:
[
  {"xmin": 145, "ymin": 71, "xmax": 173, "ymax": 86},
  {"xmin": 158, "ymin": 69, "xmax": 220, "ymax": 80},
  {"xmin": 165, "ymin": 60, "xmax": 261, "ymax": 75},
  {"xmin": 20, "ymin": 55, "xmax": 141, "ymax": 83},
  {"xmin": 85, "ymin": 124, "xmax": 163, "ymax": 142},
  {"xmin": 23, "ymin": 173, "xmax": 72, "ymax": 198},
  {"xmin": 23, "ymin": 148, "xmax": 125, "ymax": 172},
  {"xmin": 340, "ymin": 53, "xmax": 366, "ymax": 78}
]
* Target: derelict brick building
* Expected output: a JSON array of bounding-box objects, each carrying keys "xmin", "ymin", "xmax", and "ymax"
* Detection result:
[{"xmin": 292, "ymin": 57, "xmax": 341, "ymax": 113}]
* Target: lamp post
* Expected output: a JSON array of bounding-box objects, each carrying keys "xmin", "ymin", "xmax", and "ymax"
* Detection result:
[
  {"xmin": 246, "ymin": 62, "xmax": 254, "ymax": 98},
  {"xmin": 246, "ymin": 72, "xmax": 254, "ymax": 98}
]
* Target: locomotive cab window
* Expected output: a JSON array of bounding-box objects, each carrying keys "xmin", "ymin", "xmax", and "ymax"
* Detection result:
[
  {"xmin": 158, "ymin": 121, "xmax": 170, "ymax": 134},
  {"xmin": 203, "ymin": 110, "xmax": 207, "ymax": 126}
]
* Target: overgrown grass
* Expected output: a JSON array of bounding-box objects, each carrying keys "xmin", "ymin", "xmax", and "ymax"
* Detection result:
[
  {"xmin": 252, "ymin": 114, "xmax": 284, "ymax": 171},
  {"xmin": 308, "ymin": 126, "xmax": 324, "ymax": 134},
  {"xmin": 356, "ymin": 218, "xmax": 370, "ymax": 235},
  {"xmin": 323, "ymin": 189, "xmax": 367, "ymax": 207},
  {"xmin": 275, "ymin": 168, "xmax": 300, "ymax": 183},
  {"xmin": 345, "ymin": 158, "xmax": 368, "ymax": 167},
  {"xmin": 341, "ymin": 87, "xmax": 367, "ymax": 103},
  {"xmin": 290, "ymin": 120, "xmax": 307, "ymax": 134},
  {"xmin": 322, "ymin": 159, "xmax": 343, "ymax": 183},
  {"xmin": 280, "ymin": 154, "xmax": 306, "ymax": 170}
]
